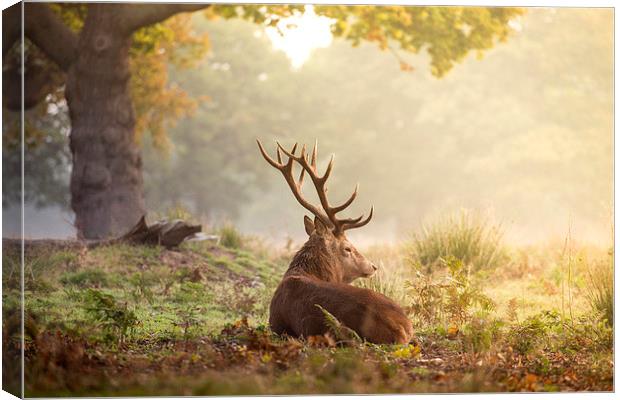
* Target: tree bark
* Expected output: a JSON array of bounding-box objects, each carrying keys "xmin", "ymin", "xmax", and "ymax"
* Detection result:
[
  {"xmin": 10, "ymin": 3, "xmax": 209, "ymax": 239},
  {"xmin": 65, "ymin": 5, "xmax": 144, "ymax": 238}
]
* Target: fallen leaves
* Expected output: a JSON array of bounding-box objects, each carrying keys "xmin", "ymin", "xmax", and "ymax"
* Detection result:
[{"xmin": 391, "ymin": 344, "xmax": 422, "ymax": 359}]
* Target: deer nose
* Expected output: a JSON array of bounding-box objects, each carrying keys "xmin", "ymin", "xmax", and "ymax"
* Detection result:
[{"xmin": 371, "ymin": 264, "xmax": 378, "ymax": 271}]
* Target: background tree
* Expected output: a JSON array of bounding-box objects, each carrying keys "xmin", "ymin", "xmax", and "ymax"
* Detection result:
[
  {"xmin": 141, "ymin": 8, "xmax": 611, "ymax": 245},
  {"xmin": 3, "ymin": 3, "xmax": 522, "ymax": 238}
]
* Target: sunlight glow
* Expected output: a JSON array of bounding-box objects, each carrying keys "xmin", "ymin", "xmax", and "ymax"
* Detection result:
[{"xmin": 265, "ymin": 5, "xmax": 334, "ymax": 69}]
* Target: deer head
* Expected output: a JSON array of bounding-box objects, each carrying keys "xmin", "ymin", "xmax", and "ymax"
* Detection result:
[{"xmin": 257, "ymin": 139, "xmax": 377, "ymax": 283}]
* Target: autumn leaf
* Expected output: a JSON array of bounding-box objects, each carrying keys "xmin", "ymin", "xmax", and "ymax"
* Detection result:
[{"xmin": 391, "ymin": 343, "xmax": 422, "ymax": 359}]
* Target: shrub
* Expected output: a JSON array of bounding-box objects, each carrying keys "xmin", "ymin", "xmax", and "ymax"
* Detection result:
[
  {"xmin": 460, "ymin": 315, "xmax": 504, "ymax": 353},
  {"xmin": 507, "ymin": 311, "xmax": 560, "ymax": 355},
  {"xmin": 584, "ymin": 250, "xmax": 613, "ymax": 327},
  {"xmin": 173, "ymin": 282, "xmax": 209, "ymax": 340},
  {"xmin": 219, "ymin": 224, "xmax": 244, "ymax": 249},
  {"xmin": 407, "ymin": 209, "xmax": 508, "ymax": 273},
  {"xmin": 82, "ymin": 289, "xmax": 138, "ymax": 345},
  {"xmin": 406, "ymin": 256, "xmax": 495, "ymax": 327}
]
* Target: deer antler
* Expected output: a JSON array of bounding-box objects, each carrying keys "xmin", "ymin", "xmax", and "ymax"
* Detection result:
[{"xmin": 257, "ymin": 139, "xmax": 373, "ymax": 235}]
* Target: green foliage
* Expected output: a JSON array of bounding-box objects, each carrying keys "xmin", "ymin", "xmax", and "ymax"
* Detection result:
[
  {"xmin": 128, "ymin": 271, "xmax": 159, "ymax": 303},
  {"xmin": 507, "ymin": 310, "xmax": 612, "ymax": 356},
  {"xmin": 560, "ymin": 314, "xmax": 613, "ymax": 352},
  {"xmin": 60, "ymin": 269, "xmax": 109, "ymax": 288},
  {"xmin": 460, "ymin": 315, "xmax": 504, "ymax": 353},
  {"xmin": 443, "ymin": 257, "xmax": 496, "ymax": 324},
  {"xmin": 218, "ymin": 224, "xmax": 244, "ymax": 249},
  {"xmin": 315, "ymin": 304, "xmax": 363, "ymax": 344},
  {"xmin": 507, "ymin": 310, "xmax": 561, "ymax": 355},
  {"xmin": 407, "ymin": 210, "xmax": 508, "ymax": 273},
  {"xmin": 172, "ymin": 281, "xmax": 209, "ymax": 340},
  {"xmin": 82, "ymin": 289, "xmax": 138, "ymax": 345},
  {"xmin": 212, "ymin": 5, "xmax": 523, "ymax": 77},
  {"xmin": 406, "ymin": 256, "xmax": 495, "ymax": 326},
  {"xmin": 584, "ymin": 249, "xmax": 613, "ymax": 326}
]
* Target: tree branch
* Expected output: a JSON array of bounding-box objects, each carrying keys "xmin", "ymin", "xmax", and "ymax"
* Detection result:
[
  {"xmin": 117, "ymin": 4, "xmax": 210, "ymax": 35},
  {"xmin": 24, "ymin": 3, "xmax": 78, "ymax": 71},
  {"xmin": 2, "ymin": 3, "xmax": 21, "ymax": 57}
]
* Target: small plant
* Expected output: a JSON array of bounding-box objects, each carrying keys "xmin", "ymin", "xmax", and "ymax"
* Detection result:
[
  {"xmin": 406, "ymin": 256, "xmax": 495, "ymax": 327},
  {"xmin": 82, "ymin": 289, "xmax": 138, "ymax": 346},
  {"xmin": 218, "ymin": 223, "xmax": 244, "ymax": 249},
  {"xmin": 460, "ymin": 315, "xmax": 503, "ymax": 353},
  {"xmin": 407, "ymin": 209, "xmax": 508, "ymax": 273},
  {"xmin": 315, "ymin": 304, "xmax": 362, "ymax": 345},
  {"xmin": 443, "ymin": 257, "xmax": 495, "ymax": 325},
  {"xmin": 128, "ymin": 271, "xmax": 158, "ymax": 303},
  {"xmin": 173, "ymin": 281, "xmax": 208, "ymax": 341},
  {"xmin": 584, "ymin": 250, "xmax": 613, "ymax": 327},
  {"xmin": 507, "ymin": 311, "xmax": 560, "ymax": 355},
  {"xmin": 506, "ymin": 297, "xmax": 519, "ymax": 323},
  {"xmin": 406, "ymin": 269, "xmax": 447, "ymax": 325}
]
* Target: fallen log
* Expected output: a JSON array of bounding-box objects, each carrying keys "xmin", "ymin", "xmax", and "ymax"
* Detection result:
[{"xmin": 2, "ymin": 215, "xmax": 202, "ymax": 251}]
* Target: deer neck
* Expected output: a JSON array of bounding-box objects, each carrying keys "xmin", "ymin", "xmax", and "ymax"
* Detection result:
[{"xmin": 286, "ymin": 238, "xmax": 343, "ymax": 283}]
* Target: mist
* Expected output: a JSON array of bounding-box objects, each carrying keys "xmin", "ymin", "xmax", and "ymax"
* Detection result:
[{"xmin": 5, "ymin": 7, "xmax": 613, "ymax": 248}]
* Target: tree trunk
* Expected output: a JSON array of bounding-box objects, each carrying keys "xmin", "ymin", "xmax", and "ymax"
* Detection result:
[{"xmin": 65, "ymin": 6, "xmax": 144, "ymax": 239}]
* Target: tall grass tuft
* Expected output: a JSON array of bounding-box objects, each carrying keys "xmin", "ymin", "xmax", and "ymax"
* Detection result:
[
  {"xmin": 585, "ymin": 249, "xmax": 614, "ymax": 326},
  {"xmin": 219, "ymin": 223, "xmax": 244, "ymax": 249},
  {"xmin": 407, "ymin": 209, "xmax": 508, "ymax": 273}
]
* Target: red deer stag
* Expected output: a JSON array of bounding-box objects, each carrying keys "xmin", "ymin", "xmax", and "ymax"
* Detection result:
[{"xmin": 257, "ymin": 140, "xmax": 413, "ymax": 344}]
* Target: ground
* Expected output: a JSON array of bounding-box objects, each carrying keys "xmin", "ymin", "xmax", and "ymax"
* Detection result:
[{"xmin": 2, "ymin": 231, "xmax": 613, "ymax": 396}]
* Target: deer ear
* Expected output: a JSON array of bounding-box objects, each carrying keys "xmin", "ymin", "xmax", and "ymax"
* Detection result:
[
  {"xmin": 313, "ymin": 216, "xmax": 330, "ymax": 236},
  {"xmin": 303, "ymin": 215, "xmax": 314, "ymax": 236}
]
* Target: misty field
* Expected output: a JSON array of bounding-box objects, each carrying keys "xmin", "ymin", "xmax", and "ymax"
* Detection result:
[{"xmin": 3, "ymin": 214, "xmax": 613, "ymax": 396}]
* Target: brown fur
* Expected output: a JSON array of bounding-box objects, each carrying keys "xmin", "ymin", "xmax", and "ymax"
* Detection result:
[{"xmin": 269, "ymin": 222, "xmax": 413, "ymax": 344}]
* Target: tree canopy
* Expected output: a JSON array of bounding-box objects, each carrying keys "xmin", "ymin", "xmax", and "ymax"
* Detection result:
[{"xmin": 4, "ymin": 4, "xmax": 522, "ymax": 148}]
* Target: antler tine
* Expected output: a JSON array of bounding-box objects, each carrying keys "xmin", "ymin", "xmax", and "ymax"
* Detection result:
[
  {"xmin": 276, "ymin": 146, "xmax": 282, "ymax": 164},
  {"xmin": 260, "ymin": 140, "xmax": 332, "ymax": 227},
  {"xmin": 311, "ymin": 140, "xmax": 318, "ymax": 171},
  {"xmin": 298, "ymin": 164, "xmax": 306, "ymax": 187},
  {"xmin": 257, "ymin": 139, "xmax": 284, "ymax": 168},
  {"xmin": 279, "ymin": 143, "xmax": 335, "ymax": 218},
  {"xmin": 332, "ymin": 184, "xmax": 358, "ymax": 214},
  {"xmin": 342, "ymin": 206, "xmax": 374, "ymax": 232},
  {"xmin": 298, "ymin": 144, "xmax": 307, "ymax": 187},
  {"xmin": 321, "ymin": 154, "xmax": 334, "ymax": 182}
]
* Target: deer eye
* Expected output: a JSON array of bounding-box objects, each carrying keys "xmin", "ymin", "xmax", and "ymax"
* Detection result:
[{"xmin": 344, "ymin": 247, "xmax": 352, "ymax": 253}]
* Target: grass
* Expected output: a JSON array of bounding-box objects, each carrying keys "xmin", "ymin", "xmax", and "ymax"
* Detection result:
[
  {"xmin": 407, "ymin": 209, "xmax": 509, "ymax": 273},
  {"xmin": 1, "ymin": 221, "xmax": 614, "ymax": 396},
  {"xmin": 584, "ymin": 249, "xmax": 614, "ymax": 326}
]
